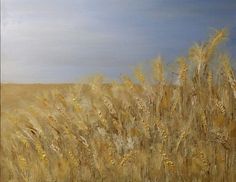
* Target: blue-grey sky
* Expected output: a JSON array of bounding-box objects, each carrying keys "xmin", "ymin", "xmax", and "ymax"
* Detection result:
[{"xmin": 1, "ymin": 0, "xmax": 236, "ymax": 83}]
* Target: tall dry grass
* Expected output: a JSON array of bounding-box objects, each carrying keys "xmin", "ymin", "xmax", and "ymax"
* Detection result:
[{"xmin": 1, "ymin": 29, "xmax": 236, "ymax": 182}]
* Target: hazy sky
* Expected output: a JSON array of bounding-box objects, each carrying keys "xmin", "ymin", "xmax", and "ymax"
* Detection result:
[{"xmin": 1, "ymin": 0, "xmax": 236, "ymax": 83}]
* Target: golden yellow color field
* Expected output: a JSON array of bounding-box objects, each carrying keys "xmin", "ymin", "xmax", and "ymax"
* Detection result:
[{"xmin": 1, "ymin": 29, "xmax": 236, "ymax": 181}]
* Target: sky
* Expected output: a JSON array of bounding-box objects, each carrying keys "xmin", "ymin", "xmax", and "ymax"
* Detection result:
[{"xmin": 1, "ymin": 0, "xmax": 236, "ymax": 83}]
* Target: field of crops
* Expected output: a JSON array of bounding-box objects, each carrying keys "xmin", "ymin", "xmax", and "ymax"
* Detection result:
[{"xmin": 1, "ymin": 29, "xmax": 236, "ymax": 181}]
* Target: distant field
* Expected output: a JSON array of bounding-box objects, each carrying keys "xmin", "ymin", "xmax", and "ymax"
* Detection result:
[{"xmin": 1, "ymin": 84, "xmax": 73, "ymax": 111}]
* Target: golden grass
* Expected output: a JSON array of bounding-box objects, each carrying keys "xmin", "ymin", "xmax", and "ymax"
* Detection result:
[{"xmin": 1, "ymin": 29, "xmax": 236, "ymax": 182}]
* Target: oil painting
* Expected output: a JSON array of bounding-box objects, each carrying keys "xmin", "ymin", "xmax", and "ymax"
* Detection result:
[{"xmin": 1, "ymin": 0, "xmax": 236, "ymax": 181}]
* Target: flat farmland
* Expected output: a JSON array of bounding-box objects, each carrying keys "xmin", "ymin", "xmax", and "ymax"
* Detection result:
[{"xmin": 1, "ymin": 84, "xmax": 73, "ymax": 111}]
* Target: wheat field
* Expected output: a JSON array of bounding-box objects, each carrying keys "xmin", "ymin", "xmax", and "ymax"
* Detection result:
[{"xmin": 1, "ymin": 29, "xmax": 236, "ymax": 182}]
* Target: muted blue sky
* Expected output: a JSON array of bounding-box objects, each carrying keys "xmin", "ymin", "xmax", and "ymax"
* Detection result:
[{"xmin": 1, "ymin": 0, "xmax": 236, "ymax": 83}]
